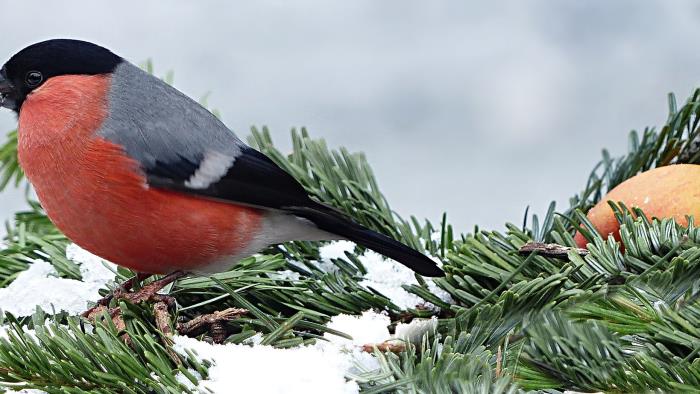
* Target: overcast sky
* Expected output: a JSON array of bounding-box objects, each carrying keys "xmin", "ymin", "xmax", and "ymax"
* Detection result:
[{"xmin": 1, "ymin": 1, "xmax": 699, "ymax": 234}]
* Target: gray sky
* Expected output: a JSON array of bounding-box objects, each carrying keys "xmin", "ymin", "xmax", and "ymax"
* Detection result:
[{"xmin": 1, "ymin": 1, "xmax": 699, "ymax": 234}]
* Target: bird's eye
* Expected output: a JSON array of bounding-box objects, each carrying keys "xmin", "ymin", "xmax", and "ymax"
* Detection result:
[{"xmin": 25, "ymin": 71, "xmax": 43, "ymax": 87}]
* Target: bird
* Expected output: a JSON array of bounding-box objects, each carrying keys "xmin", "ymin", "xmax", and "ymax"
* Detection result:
[{"xmin": 0, "ymin": 39, "xmax": 443, "ymax": 307}]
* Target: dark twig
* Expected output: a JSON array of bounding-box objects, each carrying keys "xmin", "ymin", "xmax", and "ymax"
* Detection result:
[
  {"xmin": 518, "ymin": 242, "xmax": 589, "ymax": 260},
  {"xmin": 153, "ymin": 301, "xmax": 173, "ymax": 336},
  {"xmin": 177, "ymin": 308, "xmax": 249, "ymax": 343},
  {"xmin": 153, "ymin": 301, "xmax": 182, "ymax": 365}
]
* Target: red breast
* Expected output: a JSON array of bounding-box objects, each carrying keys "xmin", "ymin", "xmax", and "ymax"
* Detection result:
[{"xmin": 17, "ymin": 74, "xmax": 263, "ymax": 274}]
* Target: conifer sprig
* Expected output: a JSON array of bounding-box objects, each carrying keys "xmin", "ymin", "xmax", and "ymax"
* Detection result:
[{"xmin": 2, "ymin": 78, "xmax": 700, "ymax": 392}]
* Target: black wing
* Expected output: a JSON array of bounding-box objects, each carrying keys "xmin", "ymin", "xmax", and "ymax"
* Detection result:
[{"xmin": 146, "ymin": 146, "xmax": 313, "ymax": 210}]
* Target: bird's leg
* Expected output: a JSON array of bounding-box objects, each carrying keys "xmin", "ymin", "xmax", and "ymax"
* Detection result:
[
  {"xmin": 121, "ymin": 273, "xmax": 248, "ymax": 344},
  {"xmin": 111, "ymin": 272, "xmax": 154, "ymax": 299},
  {"xmin": 84, "ymin": 271, "xmax": 186, "ymax": 322},
  {"xmin": 82, "ymin": 272, "xmax": 153, "ymax": 318},
  {"xmin": 84, "ymin": 271, "xmax": 246, "ymax": 345},
  {"xmin": 84, "ymin": 271, "xmax": 187, "ymax": 355},
  {"xmin": 119, "ymin": 271, "xmax": 186, "ymax": 305}
]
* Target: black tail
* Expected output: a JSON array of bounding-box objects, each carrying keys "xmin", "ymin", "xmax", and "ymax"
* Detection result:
[{"xmin": 287, "ymin": 203, "xmax": 445, "ymax": 277}]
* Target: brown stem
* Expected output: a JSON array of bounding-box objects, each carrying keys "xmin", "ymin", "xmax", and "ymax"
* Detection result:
[
  {"xmin": 177, "ymin": 308, "xmax": 248, "ymax": 342},
  {"xmin": 518, "ymin": 242, "xmax": 588, "ymax": 260},
  {"xmin": 153, "ymin": 301, "xmax": 182, "ymax": 366},
  {"xmin": 153, "ymin": 301, "xmax": 173, "ymax": 336}
]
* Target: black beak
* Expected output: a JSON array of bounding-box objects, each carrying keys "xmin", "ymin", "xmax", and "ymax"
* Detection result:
[{"xmin": 0, "ymin": 70, "xmax": 16, "ymax": 110}]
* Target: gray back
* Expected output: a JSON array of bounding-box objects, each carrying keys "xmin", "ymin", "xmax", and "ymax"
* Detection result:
[{"xmin": 98, "ymin": 62, "xmax": 242, "ymax": 169}]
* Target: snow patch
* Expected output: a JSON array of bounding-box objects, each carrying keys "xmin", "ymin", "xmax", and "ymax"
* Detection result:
[
  {"xmin": 316, "ymin": 241, "xmax": 355, "ymax": 272},
  {"xmin": 319, "ymin": 240, "xmax": 356, "ymax": 261},
  {"xmin": 67, "ymin": 243, "xmax": 118, "ymax": 285},
  {"xmin": 0, "ymin": 244, "xmax": 117, "ymax": 316},
  {"xmin": 172, "ymin": 335, "xmax": 362, "ymax": 394},
  {"xmin": 358, "ymin": 250, "xmax": 427, "ymax": 309},
  {"xmin": 395, "ymin": 316, "xmax": 439, "ymax": 344},
  {"xmin": 316, "ymin": 241, "xmax": 452, "ymax": 310},
  {"xmin": 170, "ymin": 310, "xmax": 443, "ymax": 392},
  {"xmin": 170, "ymin": 310, "xmax": 399, "ymax": 393},
  {"xmin": 324, "ymin": 310, "xmax": 391, "ymax": 346}
]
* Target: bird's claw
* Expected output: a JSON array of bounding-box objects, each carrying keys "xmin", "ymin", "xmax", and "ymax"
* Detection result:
[
  {"xmin": 81, "ymin": 272, "xmax": 154, "ymax": 318},
  {"xmin": 82, "ymin": 271, "xmax": 246, "ymax": 346}
]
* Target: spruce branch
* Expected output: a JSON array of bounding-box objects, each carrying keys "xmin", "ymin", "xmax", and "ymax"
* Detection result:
[
  {"xmin": 1, "ymin": 67, "xmax": 700, "ymax": 392},
  {"xmin": 0, "ymin": 310, "xmax": 206, "ymax": 393}
]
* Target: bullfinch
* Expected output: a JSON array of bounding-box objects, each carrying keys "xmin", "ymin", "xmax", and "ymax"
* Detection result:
[{"xmin": 0, "ymin": 39, "xmax": 444, "ymax": 296}]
